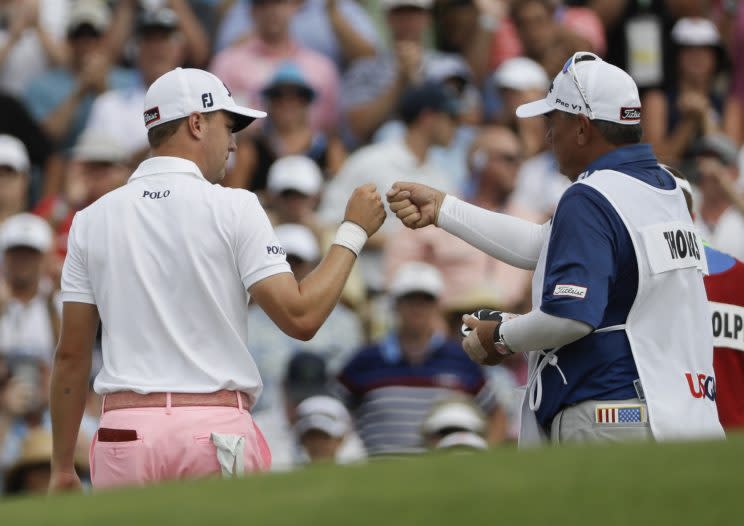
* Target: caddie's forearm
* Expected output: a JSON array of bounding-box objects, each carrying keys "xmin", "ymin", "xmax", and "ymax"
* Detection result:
[
  {"xmin": 436, "ymin": 195, "xmax": 549, "ymax": 270},
  {"xmin": 50, "ymin": 350, "xmax": 91, "ymax": 472},
  {"xmin": 500, "ymin": 309, "xmax": 592, "ymax": 354}
]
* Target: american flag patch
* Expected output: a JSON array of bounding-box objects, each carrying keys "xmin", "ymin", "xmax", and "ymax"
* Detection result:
[{"xmin": 595, "ymin": 405, "xmax": 646, "ymax": 424}]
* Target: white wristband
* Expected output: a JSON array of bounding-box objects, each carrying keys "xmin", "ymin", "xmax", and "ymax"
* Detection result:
[{"xmin": 333, "ymin": 221, "xmax": 368, "ymax": 257}]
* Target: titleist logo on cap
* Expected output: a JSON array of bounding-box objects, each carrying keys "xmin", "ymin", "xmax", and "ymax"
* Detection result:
[
  {"xmin": 620, "ymin": 107, "xmax": 641, "ymax": 121},
  {"xmin": 144, "ymin": 107, "xmax": 161, "ymax": 126}
]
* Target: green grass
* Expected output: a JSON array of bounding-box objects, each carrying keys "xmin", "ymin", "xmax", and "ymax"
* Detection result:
[{"xmin": 3, "ymin": 435, "xmax": 743, "ymax": 525}]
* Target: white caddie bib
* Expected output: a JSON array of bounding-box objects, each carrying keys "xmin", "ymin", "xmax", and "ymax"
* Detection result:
[{"xmin": 518, "ymin": 169, "xmax": 724, "ymax": 445}]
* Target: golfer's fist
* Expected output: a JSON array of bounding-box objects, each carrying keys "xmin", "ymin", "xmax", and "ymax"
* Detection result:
[
  {"xmin": 386, "ymin": 182, "xmax": 445, "ymax": 229},
  {"xmin": 344, "ymin": 184, "xmax": 386, "ymax": 236}
]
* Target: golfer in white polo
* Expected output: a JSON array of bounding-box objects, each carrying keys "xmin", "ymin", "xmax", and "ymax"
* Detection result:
[{"xmin": 49, "ymin": 68, "xmax": 385, "ymax": 491}]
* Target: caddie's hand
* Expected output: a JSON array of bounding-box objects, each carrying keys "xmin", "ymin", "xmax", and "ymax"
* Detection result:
[
  {"xmin": 386, "ymin": 182, "xmax": 445, "ymax": 229},
  {"xmin": 461, "ymin": 315, "xmax": 505, "ymax": 366},
  {"xmin": 344, "ymin": 183, "xmax": 386, "ymax": 236},
  {"xmin": 48, "ymin": 469, "xmax": 82, "ymax": 494}
]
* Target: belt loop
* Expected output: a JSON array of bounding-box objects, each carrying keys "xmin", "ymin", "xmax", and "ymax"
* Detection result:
[
  {"xmin": 101, "ymin": 394, "xmax": 108, "ymax": 417},
  {"xmin": 237, "ymin": 391, "xmax": 244, "ymax": 412},
  {"xmin": 166, "ymin": 392, "xmax": 172, "ymax": 414}
]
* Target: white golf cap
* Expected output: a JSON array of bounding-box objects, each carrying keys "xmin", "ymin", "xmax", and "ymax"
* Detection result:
[
  {"xmin": 143, "ymin": 67, "xmax": 266, "ymax": 132},
  {"xmin": 0, "ymin": 213, "xmax": 53, "ymax": 253},
  {"xmin": 516, "ymin": 52, "xmax": 641, "ymax": 125},
  {"xmin": 381, "ymin": 0, "xmax": 432, "ymax": 9},
  {"xmin": 390, "ymin": 261, "xmax": 444, "ymax": 299},
  {"xmin": 275, "ymin": 223, "xmax": 320, "ymax": 262},
  {"xmin": 0, "ymin": 135, "xmax": 30, "ymax": 173},
  {"xmin": 493, "ymin": 57, "xmax": 549, "ymax": 91},
  {"xmin": 267, "ymin": 155, "xmax": 323, "ymax": 196},
  {"xmin": 421, "ymin": 399, "xmax": 486, "ymax": 436},
  {"xmin": 67, "ymin": 0, "xmax": 110, "ymax": 34},
  {"xmin": 72, "ymin": 130, "xmax": 128, "ymax": 164},
  {"xmin": 435, "ymin": 431, "xmax": 488, "ymax": 450},
  {"xmin": 672, "ymin": 17, "xmax": 720, "ymax": 47},
  {"xmin": 293, "ymin": 395, "xmax": 352, "ymax": 439}
]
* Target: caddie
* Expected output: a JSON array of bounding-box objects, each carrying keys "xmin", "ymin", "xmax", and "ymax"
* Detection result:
[{"xmin": 386, "ymin": 52, "xmax": 724, "ymax": 444}]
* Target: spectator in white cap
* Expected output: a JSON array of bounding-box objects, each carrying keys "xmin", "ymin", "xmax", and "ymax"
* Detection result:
[
  {"xmin": 0, "ymin": 212, "xmax": 57, "ymax": 364},
  {"xmin": 421, "ymin": 396, "xmax": 488, "ymax": 451},
  {"xmin": 0, "ymin": 135, "xmax": 30, "ymax": 225},
  {"xmin": 292, "ymin": 395, "xmax": 359, "ymax": 464},
  {"xmin": 81, "ymin": 7, "xmax": 199, "ymax": 163},
  {"xmin": 338, "ymin": 261, "xmax": 501, "ymax": 457},
  {"xmin": 388, "ymin": 51, "xmax": 723, "ymax": 445},
  {"xmin": 489, "ymin": 57, "xmax": 570, "ymax": 218},
  {"xmin": 24, "ymin": 0, "xmax": 137, "ymax": 152},
  {"xmin": 49, "ymin": 66, "xmax": 385, "ymax": 491},
  {"xmin": 643, "ymin": 17, "xmax": 728, "ymax": 166},
  {"xmin": 491, "ymin": 57, "xmax": 550, "ymax": 159},
  {"xmin": 33, "ymin": 131, "xmax": 130, "ymax": 271},
  {"xmin": 226, "ymin": 64, "xmax": 348, "ymax": 192},
  {"xmin": 266, "ymin": 155, "xmax": 324, "ymax": 230}
]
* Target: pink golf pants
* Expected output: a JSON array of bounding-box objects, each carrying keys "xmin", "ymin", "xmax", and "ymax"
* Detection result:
[{"xmin": 90, "ymin": 401, "xmax": 271, "ymax": 489}]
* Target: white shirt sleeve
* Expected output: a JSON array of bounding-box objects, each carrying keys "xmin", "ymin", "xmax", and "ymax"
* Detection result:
[
  {"xmin": 235, "ymin": 193, "xmax": 292, "ymax": 290},
  {"xmin": 61, "ymin": 213, "xmax": 96, "ymax": 304},
  {"xmin": 436, "ymin": 195, "xmax": 550, "ymax": 270}
]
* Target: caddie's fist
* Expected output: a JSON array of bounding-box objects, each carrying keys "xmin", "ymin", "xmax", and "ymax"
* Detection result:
[
  {"xmin": 344, "ymin": 183, "xmax": 386, "ymax": 236},
  {"xmin": 386, "ymin": 182, "xmax": 445, "ymax": 230}
]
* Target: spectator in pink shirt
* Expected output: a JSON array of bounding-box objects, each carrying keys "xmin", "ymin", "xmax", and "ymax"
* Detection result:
[
  {"xmin": 384, "ymin": 125, "xmax": 540, "ymax": 310},
  {"xmin": 209, "ymin": 0, "xmax": 340, "ymax": 132}
]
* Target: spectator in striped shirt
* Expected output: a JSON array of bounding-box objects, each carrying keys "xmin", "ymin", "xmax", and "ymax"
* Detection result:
[{"xmin": 337, "ymin": 262, "xmax": 505, "ymax": 456}]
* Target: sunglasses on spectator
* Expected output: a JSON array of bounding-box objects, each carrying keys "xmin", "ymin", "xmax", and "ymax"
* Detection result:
[
  {"xmin": 68, "ymin": 24, "xmax": 102, "ymax": 40},
  {"xmin": 266, "ymin": 87, "xmax": 311, "ymax": 101},
  {"xmin": 278, "ymin": 189, "xmax": 312, "ymax": 198},
  {"xmin": 253, "ymin": 0, "xmax": 296, "ymax": 6}
]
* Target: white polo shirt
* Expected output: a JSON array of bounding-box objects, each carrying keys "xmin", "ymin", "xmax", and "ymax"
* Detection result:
[{"xmin": 61, "ymin": 157, "xmax": 291, "ymax": 400}]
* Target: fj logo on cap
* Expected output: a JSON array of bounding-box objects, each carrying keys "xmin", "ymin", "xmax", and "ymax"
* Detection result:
[
  {"xmin": 144, "ymin": 106, "xmax": 161, "ymax": 126},
  {"xmin": 202, "ymin": 93, "xmax": 214, "ymax": 108},
  {"xmin": 620, "ymin": 107, "xmax": 641, "ymax": 120}
]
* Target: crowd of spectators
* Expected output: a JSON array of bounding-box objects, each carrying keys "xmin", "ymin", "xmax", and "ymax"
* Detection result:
[{"xmin": 0, "ymin": 0, "xmax": 743, "ymax": 496}]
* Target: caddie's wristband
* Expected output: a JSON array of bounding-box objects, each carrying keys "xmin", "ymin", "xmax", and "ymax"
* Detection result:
[
  {"xmin": 332, "ymin": 221, "xmax": 368, "ymax": 257},
  {"xmin": 493, "ymin": 325, "xmax": 514, "ymax": 356}
]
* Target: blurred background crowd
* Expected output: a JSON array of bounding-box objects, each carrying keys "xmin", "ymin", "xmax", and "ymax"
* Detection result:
[{"xmin": 0, "ymin": 0, "xmax": 743, "ymax": 497}]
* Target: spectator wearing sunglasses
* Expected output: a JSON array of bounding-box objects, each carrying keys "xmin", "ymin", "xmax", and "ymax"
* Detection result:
[
  {"xmin": 384, "ymin": 125, "xmax": 539, "ymax": 311},
  {"xmin": 210, "ymin": 0, "xmax": 340, "ymax": 133},
  {"xmin": 225, "ymin": 63, "xmax": 347, "ymax": 192}
]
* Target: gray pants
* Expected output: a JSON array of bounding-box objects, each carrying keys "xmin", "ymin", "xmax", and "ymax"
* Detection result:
[{"xmin": 550, "ymin": 398, "xmax": 653, "ymax": 444}]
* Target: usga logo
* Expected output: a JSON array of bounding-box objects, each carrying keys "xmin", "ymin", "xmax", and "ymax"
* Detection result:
[{"xmin": 685, "ymin": 372, "xmax": 716, "ymax": 401}]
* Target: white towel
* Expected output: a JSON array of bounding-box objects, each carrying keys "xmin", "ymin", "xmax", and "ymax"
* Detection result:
[{"xmin": 210, "ymin": 433, "xmax": 246, "ymax": 478}]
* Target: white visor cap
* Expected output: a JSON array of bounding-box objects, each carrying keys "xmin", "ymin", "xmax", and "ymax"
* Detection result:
[
  {"xmin": 516, "ymin": 52, "xmax": 641, "ymax": 125},
  {"xmin": 143, "ymin": 67, "xmax": 266, "ymax": 133}
]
